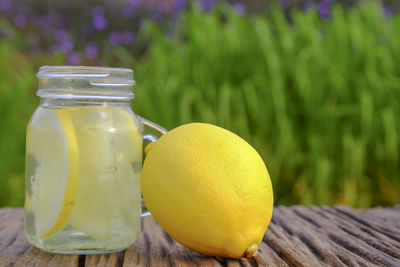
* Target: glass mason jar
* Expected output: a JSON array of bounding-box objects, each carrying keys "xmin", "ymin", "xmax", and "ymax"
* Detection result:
[{"xmin": 25, "ymin": 66, "xmax": 166, "ymax": 254}]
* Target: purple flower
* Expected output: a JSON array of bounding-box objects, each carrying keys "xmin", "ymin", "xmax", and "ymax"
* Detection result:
[
  {"xmin": 59, "ymin": 40, "xmax": 73, "ymax": 53},
  {"xmin": 0, "ymin": 0, "xmax": 12, "ymax": 12},
  {"xmin": 156, "ymin": 1, "xmax": 171, "ymax": 13},
  {"xmin": 303, "ymin": 0, "xmax": 314, "ymax": 11},
  {"xmin": 120, "ymin": 31, "xmax": 134, "ymax": 45},
  {"xmin": 202, "ymin": 0, "xmax": 218, "ymax": 12},
  {"xmin": 39, "ymin": 14, "xmax": 52, "ymax": 30},
  {"xmin": 174, "ymin": 0, "xmax": 186, "ymax": 10},
  {"xmin": 233, "ymin": 3, "xmax": 247, "ymax": 16},
  {"xmin": 91, "ymin": 6, "xmax": 104, "ymax": 16},
  {"xmin": 67, "ymin": 52, "xmax": 82, "ymax": 65},
  {"xmin": 122, "ymin": 6, "xmax": 135, "ymax": 19},
  {"xmin": 128, "ymin": 0, "xmax": 142, "ymax": 7},
  {"xmin": 92, "ymin": 15, "xmax": 108, "ymax": 30},
  {"xmin": 108, "ymin": 31, "xmax": 120, "ymax": 46},
  {"xmin": 169, "ymin": 0, "xmax": 187, "ymax": 20},
  {"xmin": 279, "ymin": 0, "xmax": 290, "ymax": 10},
  {"xmin": 383, "ymin": 6, "xmax": 394, "ymax": 17},
  {"xmin": 318, "ymin": 0, "xmax": 335, "ymax": 18},
  {"xmin": 15, "ymin": 2, "xmax": 28, "ymax": 13},
  {"xmin": 14, "ymin": 14, "xmax": 27, "ymax": 28},
  {"xmin": 49, "ymin": 43, "xmax": 59, "ymax": 53},
  {"xmin": 54, "ymin": 29, "xmax": 69, "ymax": 42},
  {"xmin": 85, "ymin": 43, "xmax": 99, "ymax": 59},
  {"xmin": 151, "ymin": 13, "xmax": 164, "ymax": 24}
]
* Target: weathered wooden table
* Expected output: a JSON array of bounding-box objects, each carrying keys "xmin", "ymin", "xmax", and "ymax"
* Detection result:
[{"xmin": 1, "ymin": 206, "xmax": 399, "ymax": 266}]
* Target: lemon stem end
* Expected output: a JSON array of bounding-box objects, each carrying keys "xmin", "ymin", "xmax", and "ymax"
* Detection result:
[{"xmin": 245, "ymin": 243, "xmax": 259, "ymax": 258}]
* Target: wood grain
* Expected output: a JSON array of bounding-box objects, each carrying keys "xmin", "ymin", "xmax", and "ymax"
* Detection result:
[{"xmin": 0, "ymin": 206, "xmax": 399, "ymax": 267}]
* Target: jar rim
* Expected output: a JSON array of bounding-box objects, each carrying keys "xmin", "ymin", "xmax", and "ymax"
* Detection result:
[
  {"xmin": 37, "ymin": 65, "xmax": 136, "ymax": 101},
  {"xmin": 37, "ymin": 65, "xmax": 133, "ymax": 79}
]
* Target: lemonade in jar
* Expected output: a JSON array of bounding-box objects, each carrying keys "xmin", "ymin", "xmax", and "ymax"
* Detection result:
[{"xmin": 25, "ymin": 66, "xmax": 165, "ymax": 254}]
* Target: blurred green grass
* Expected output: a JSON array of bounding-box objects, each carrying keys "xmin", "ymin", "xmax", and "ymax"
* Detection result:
[{"xmin": 1, "ymin": 3, "xmax": 399, "ymax": 207}]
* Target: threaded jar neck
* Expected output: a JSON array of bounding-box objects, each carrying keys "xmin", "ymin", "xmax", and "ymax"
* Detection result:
[{"xmin": 37, "ymin": 66, "xmax": 135, "ymax": 101}]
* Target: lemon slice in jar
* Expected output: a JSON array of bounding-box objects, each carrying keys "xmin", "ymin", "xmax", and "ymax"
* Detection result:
[
  {"xmin": 111, "ymin": 110, "xmax": 142, "ymax": 230},
  {"xmin": 67, "ymin": 108, "xmax": 142, "ymax": 239},
  {"xmin": 67, "ymin": 109, "xmax": 115, "ymax": 239},
  {"xmin": 27, "ymin": 108, "xmax": 79, "ymax": 239}
]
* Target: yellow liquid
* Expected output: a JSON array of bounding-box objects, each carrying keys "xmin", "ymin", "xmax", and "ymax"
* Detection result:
[{"xmin": 25, "ymin": 106, "xmax": 142, "ymax": 254}]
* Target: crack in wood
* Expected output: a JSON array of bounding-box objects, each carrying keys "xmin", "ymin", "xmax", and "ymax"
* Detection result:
[
  {"xmin": 216, "ymin": 256, "xmax": 228, "ymax": 266},
  {"xmin": 78, "ymin": 255, "xmax": 86, "ymax": 267}
]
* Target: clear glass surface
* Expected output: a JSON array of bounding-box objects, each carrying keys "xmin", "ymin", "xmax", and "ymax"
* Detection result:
[{"xmin": 25, "ymin": 102, "xmax": 143, "ymax": 254}]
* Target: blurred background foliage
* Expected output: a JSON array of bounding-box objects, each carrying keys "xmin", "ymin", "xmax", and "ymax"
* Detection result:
[{"xmin": 0, "ymin": 0, "xmax": 399, "ymax": 207}]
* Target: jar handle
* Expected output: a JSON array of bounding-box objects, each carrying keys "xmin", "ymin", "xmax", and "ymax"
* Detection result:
[
  {"xmin": 140, "ymin": 116, "xmax": 168, "ymax": 142},
  {"xmin": 137, "ymin": 116, "xmax": 168, "ymax": 217}
]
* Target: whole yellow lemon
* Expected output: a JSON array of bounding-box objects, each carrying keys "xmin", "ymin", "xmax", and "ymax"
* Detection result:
[{"xmin": 141, "ymin": 123, "xmax": 273, "ymax": 258}]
